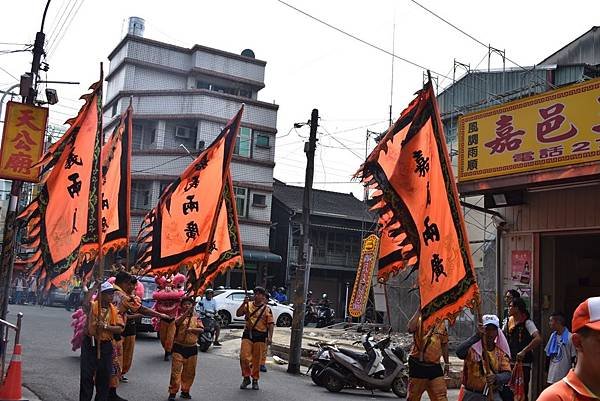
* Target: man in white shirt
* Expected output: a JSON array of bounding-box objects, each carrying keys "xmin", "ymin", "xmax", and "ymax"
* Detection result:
[
  {"xmin": 545, "ymin": 312, "xmax": 576, "ymax": 384},
  {"xmin": 196, "ymin": 289, "xmax": 221, "ymax": 346}
]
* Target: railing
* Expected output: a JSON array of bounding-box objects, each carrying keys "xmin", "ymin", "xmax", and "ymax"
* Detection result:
[{"xmin": 0, "ymin": 312, "xmax": 23, "ymax": 382}]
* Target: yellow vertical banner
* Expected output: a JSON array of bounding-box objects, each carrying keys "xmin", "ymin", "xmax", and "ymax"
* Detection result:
[
  {"xmin": 348, "ymin": 234, "xmax": 380, "ymax": 318},
  {"xmin": 0, "ymin": 101, "xmax": 48, "ymax": 183}
]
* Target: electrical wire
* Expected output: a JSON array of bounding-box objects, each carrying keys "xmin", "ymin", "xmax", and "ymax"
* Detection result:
[
  {"xmin": 47, "ymin": 0, "xmax": 86, "ymax": 59},
  {"xmin": 0, "ymin": 66, "xmax": 18, "ymax": 81},
  {"xmin": 46, "ymin": 0, "xmax": 77, "ymax": 50},
  {"xmin": 407, "ymin": 0, "xmax": 557, "ymax": 89}
]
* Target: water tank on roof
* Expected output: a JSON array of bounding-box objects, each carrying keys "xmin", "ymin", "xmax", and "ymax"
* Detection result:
[
  {"xmin": 241, "ymin": 49, "xmax": 255, "ymax": 58},
  {"xmin": 128, "ymin": 17, "xmax": 145, "ymax": 37}
]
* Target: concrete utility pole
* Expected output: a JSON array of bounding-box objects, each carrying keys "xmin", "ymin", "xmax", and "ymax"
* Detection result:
[
  {"xmin": 287, "ymin": 109, "xmax": 318, "ymax": 374},
  {"xmin": 0, "ymin": 0, "xmax": 52, "ymax": 320}
]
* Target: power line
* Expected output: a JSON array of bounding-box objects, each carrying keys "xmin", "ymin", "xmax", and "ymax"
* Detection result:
[
  {"xmin": 47, "ymin": 0, "xmax": 86, "ymax": 59},
  {"xmin": 320, "ymin": 125, "xmax": 364, "ymax": 160},
  {"xmin": 407, "ymin": 0, "xmax": 556, "ymax": 89},
  {"xmin": 0, "ymin": 66, "xmax": 18, "ymax": 81},
  {"xmin": 46, "ymin": 0, "xmax": 77, "ymax": 49}
]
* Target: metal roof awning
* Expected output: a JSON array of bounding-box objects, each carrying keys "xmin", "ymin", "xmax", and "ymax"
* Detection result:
[{"xmin": 243, "ymin": 250, "xmax": 282, "ymax": 264}]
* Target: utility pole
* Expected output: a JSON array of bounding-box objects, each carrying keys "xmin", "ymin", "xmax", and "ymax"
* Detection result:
[
  {"xmin": 287, "ymin": 108, "xmax": 318, "ymax": 374},
  {"xmin": 0, "ymin": 0, "xmax": 52, "ymax": 320}
]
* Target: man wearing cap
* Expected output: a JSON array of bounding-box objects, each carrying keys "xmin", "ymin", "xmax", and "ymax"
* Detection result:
[
  {"xmin": 456, "ymin": 315, "xmax": 512, "ymax": 401},
  {"xmin": 236, "ymin": 286, "xmax": 274, "ymax": 390},
  {"xmin": 538, "ymin": 297, "xmax": 600, "ymax": 400},
  {"xmin": 80, "ymin": 282, "xmax": 124, "ymax": 401}
]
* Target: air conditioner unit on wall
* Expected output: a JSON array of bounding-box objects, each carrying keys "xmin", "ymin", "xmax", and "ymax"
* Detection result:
[{"xmin": 175, "ymin": 126, "xmax": 192, "ymax": 139}]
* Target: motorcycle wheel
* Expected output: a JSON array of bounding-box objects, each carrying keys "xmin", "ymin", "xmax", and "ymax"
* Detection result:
[
  {"xmin": 324, "ymin": 372, "xmax": 344, "ymax": 393},
  {"xmin": 198, "ymin": 341, "xmax": 211, "ymax": 352},
  {"xmin": 391, "ymin": 375, "xmax": 408, "ymax": 398},
  {"xmin": 310, "ymin": 365, "xmax": 324, "ymax": 386}
]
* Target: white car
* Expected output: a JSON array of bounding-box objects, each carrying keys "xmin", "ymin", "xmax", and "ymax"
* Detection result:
[{"xmin": 198, "ymin": 289, "xmax": 293, "ymax": 327}]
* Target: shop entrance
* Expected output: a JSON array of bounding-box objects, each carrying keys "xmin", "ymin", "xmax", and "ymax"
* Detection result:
[{"xmin": 536, "ymin": 232, "xmax": 600, "ymax": 390}]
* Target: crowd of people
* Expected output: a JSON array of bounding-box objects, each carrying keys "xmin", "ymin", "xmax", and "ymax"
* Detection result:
[
  {"xmin": 77, "ymin": 269, "xmax": 275, "ymax": 401},
  {"xmin": 406, "ymin": 291, "xmax": 600, "ymax": 401}
]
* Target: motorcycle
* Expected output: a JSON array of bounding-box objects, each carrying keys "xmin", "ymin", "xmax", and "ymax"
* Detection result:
[
  {"xmin": 318, "ymin": 331, "xmax": 408, "ymax": 397},
  {"xmin": 307, "ymin": 341, "xmax": 340, "ymax": 386},
  {"xmin": 316, "ymin": 305, "xmax": 335, "ymax": 328},
  {"xmin": 197, "ymin": 311, "xmax": 218, "ymax": 352}
]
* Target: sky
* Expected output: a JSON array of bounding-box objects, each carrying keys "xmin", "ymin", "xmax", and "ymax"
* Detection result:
[{"xmin": 0, "ymin": 0, "xmax": 598, "ymax": 198}]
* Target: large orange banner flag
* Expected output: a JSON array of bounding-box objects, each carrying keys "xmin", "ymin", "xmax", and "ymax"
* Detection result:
[
  {"xmin": 18, "ymin": 79, "xmax": 103, "ymax": 288},
  {"xmin": 356, "ymin": 80, "xmax": 480, "ymax": 331},
  {"xmin": 99, "ymin": 106, "xmax": 132, "ymax": 254},
  {"xmin": 136, "ymin": 107, "xmax": 244, "ymax": 292}
]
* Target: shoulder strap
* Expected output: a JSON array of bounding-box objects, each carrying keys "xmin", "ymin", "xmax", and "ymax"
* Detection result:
[{"xmin": 248, "ymin": 305, "xmax": 267, "ymax": 331}]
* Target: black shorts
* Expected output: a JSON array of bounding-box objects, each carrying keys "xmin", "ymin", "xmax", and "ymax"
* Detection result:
[
  {"xmin": 408, "ymin": 356, "xmax": 443, "ymax": 379},
  {"xmin": 172, "ymin": 343, "xmax": 198, "ymax": 359}
]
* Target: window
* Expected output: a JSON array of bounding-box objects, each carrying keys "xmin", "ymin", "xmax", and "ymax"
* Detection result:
[
  {"xmin": 131, "ymin": 181, "xmax": 152, "ymax": 210},
  {"xmin": 196, "ymin": 80, "xmax": 210, "ymax": 90},
  {"xmin": 233, "ymin": 186, "xmax": 247, "ymax": 218},
  {"xmin": 239, "ymin": 88, "xmax": 252, "ymax": 99},
  {"xmin": 256, "ymin": 134, "xmax": 270, "ymax": 148},
  {"xmin": 234, "ymin": 127, "xmax": 251, "ymax": 157},
  {"xmin": 252, "ymin": 193, "xmax": 266, "ymax": 207},
  {"xmin": 175, "ymin": 126, "xmax": 193, "ymax": 139},
  {"xmin": 228, "ymin": 292, "xmax": 247, "ymax": 301},
  {"xmin": 111, "ymin": 103, "xmax": 117, "ymax": 117},
  {"xmin": 132, "ymin": 124, "xmax": 144, "ymax": 150}
]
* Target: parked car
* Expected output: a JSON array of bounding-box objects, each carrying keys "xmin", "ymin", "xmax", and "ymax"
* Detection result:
[
  {"xmin": 46, "ymin": 287, "xmax": 68, "ymax": 307},
  {"xmin": 136, "ymin": 276, "xmax": 157, "ymax": 333},
  {"xmin": 203, "ymin": 289, "xmax": 293, "ymax": 328}
]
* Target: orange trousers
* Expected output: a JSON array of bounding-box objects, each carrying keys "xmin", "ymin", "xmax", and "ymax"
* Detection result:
[
  {"xmin": 407, "ymin": 376, "xmax": 448, "ymax": 401},
  {"xmin": 122, "ymin": 335, "xmax": 136, "ymax": 375},
  {"xmin": 169, "ymin": 350, "xmax": 197, "ymax": 394},
  {"xmin": 159, "ymin": 320, "xmax": 176, "ymax": 353},
  {"xmin": 261, "ymin": 345, "xmax": 267, "ymax": 366},
  {"xmin": 240, "ymin": 339, "xmax": 266, "ymax": 380}
]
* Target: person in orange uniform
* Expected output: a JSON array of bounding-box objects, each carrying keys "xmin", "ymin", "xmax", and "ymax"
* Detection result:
[
  {"xmin": 80, "ymin": 282, "xmax": 124, "ymax": 401},
  {"xmin": 538, "ymin": 297, "xmax": 600, "ymax": 401},
  {"xmin": 110, "ymin": 272, "xmax": 170, "ymax": 400},
  {"xmin": 406, "ymin": 309, "xmax": 450, "ymax": 401},
  {"xmin": 456, "ymin": 315, "xmax": 512, "ymax": 401},
  {"xmin": 168, "ymin": 297, "xmax": 204, "ymax": 401},
  {"xmin": 236, "ymin": 287, "xmax": 274, "ymax": 390}
]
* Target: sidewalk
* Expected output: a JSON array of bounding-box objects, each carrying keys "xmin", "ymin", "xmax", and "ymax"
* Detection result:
[
  {"xmin": 22, "ymin": 385, "xmax": 41, "ymax": 401},
  {"xmin": 221, "ymin": 326, "xmax": 463, "ymax": 388}
]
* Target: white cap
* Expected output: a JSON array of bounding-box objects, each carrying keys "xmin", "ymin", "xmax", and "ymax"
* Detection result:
[
  {"xmin": 482, "ymin": 314, "xmax": 500, "ymax": 328},
  {"xmin": 101, "ymin": 281, "xmax": 116, "ymax": 293}
]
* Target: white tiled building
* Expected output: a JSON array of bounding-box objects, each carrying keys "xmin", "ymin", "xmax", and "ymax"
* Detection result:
[{"xmin": 104, "ymin": 31, "xmax": 280, "ymax": 286}]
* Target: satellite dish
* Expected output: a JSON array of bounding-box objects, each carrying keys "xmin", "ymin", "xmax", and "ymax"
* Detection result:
[{"xmin": 241, "ymin": 49, "xmax": 256, "ymax": 59}]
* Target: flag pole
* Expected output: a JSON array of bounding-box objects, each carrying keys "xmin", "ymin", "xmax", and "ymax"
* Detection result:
[
  {"xmin": 125, "ymin": 98, "xmax": 133, "ymax": 272},
  {"xmin": 95, "ymin": 62, "xmax": 105, "ymax": 359},
  {"xmin": 426, "ymin": 70, "xmax": 491, "ymax": 399}
]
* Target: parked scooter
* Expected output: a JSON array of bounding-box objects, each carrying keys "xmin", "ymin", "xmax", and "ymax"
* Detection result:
[
  {"xmin": 307, "ymin": 341, "xmax": 340, "ymax": 386},
  {"xmin": 318, "ymin": 331, "xmax": 408, "ymax": 397},
  {"xmin": 316, "ymin": 305, "xmax": 335, "ymax": 328},
  {"xmin": 198, "ymin": 311, "xmax": 218, "ymax": 352}
]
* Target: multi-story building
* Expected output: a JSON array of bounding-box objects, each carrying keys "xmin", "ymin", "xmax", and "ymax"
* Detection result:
[{"xmin": 103, "ymin": 19, "xmax": 280, "ymax": 287}]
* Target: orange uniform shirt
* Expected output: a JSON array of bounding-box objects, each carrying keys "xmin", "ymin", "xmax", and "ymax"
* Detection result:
[
  {"xmin": 87, "ymin": 301, "xmax": 123, "ymax": 342},
  {"xmin": 462, "ymin": 346, "xmax": 511, "ymax": 392},
  {"xmin": 174, "ymin": 313, "xmax": 204, "ymax": 347},
  {"xmin": 538, "ymin": 369, "xmax": 600, "ymax": 401},
  {"xmin": 410, "ymin": 320, "xmax": 449, "ymax": 363},
  {"xmin": 245, "ymin": 302, "xmax": 274, "ymax": 333}
]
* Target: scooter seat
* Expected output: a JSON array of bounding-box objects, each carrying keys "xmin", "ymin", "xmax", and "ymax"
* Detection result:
[{"xmin": 339, "ymin": 348, "xmax": 370, "ymax": 365}]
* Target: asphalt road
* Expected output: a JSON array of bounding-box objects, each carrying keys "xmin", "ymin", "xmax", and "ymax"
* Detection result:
[{"xmin": 12, "ymin": 304, "xmax": 420, "ymax": 401}]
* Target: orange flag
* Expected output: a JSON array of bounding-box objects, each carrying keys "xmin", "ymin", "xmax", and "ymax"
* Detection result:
[
  {"xmin": 99, "ymin": 105, "xmax": 132, "ymax": 255},
  {"xmin": 356, "ymin": 79, "xmax": 479, "ymax": 331},
  {"xmin": 18, "ymin": 79, "xmax": 103, "ymax": 288},
  {"xmin": 136, "ymin": 107, "xmax": 244, "ymax": 292}
]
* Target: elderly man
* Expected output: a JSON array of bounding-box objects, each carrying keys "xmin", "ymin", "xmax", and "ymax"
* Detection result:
[{"xmin": 456, "ymin": 315, "xmax": 512, "ymax": 401}]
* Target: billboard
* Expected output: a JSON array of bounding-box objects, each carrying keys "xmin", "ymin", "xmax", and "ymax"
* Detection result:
[
  {"xmin": 458, "ymin": 79, "xmax": 600, "ymax": 182},
  {"xmin": 348, "ymin": 234, "xmax": 380, "ymax": 318},
  {"xmin": 0, "ymin": 101, "xmax": 48, "ymax": 182}
]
